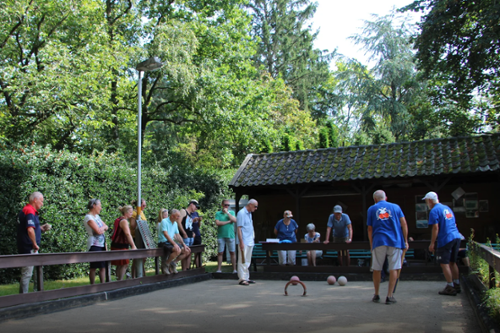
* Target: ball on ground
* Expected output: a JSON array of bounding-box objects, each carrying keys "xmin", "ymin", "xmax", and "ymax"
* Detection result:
[
  {"xmin": 290, "ymin": 275, "xmax": 300, "ymax": 285},
  {"xmin": 338, "ymin": 276, "xmax": 347, "ymax": 286},
  {"xmin": 327, "ymin": 275, "xmax": 336, "ymax": 285}
]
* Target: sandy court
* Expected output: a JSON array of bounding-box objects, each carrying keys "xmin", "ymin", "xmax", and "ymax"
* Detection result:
[{"xmin": 0, "ymin": 279, "xmax": 481, "ymax": 333}]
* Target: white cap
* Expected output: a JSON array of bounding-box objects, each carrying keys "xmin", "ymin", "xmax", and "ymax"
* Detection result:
[
  {"xmin": 422, "ymin": 191, "xmax": 438, "ymax": 201},
  {"xmin": 306, "ymin": 223, "xmax": 315, "ymax": 231},
  {"xmin": 333, "ymin": 205, "xmax": 342, "ymax": 213}
]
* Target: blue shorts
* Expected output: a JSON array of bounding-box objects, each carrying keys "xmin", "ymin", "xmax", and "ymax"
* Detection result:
[
  {"xmin": 183, "ymin": 237, "xmax": 194, "ymax": 247},
  {"xmin": 217, "ymin": 238, "xmax": 235, "ymax": 253},
  {"xmin": 436, "ymin": 238, "xmax": 461, "ymax": 264}
]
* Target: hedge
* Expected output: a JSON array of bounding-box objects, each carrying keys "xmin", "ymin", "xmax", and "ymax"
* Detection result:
[{"xmin": 0, "ymin": 143, "xmax": 233, "ymax": 283}]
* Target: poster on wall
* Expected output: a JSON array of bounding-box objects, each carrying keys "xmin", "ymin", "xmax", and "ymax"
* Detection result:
[
  {"xmin": 464, "ymin": 193, "xmax": 479, "ymax": 218},
  {"xmin": 416, "ymin": 220, "xmax": 428, "ymax": 228},
  {"xmin": 479, "ymin": 200, "xmax": 489, "ymax": 212},
  {"xmin": 453, "ymin": 197, "xmax": 465, "ymax": 213}
]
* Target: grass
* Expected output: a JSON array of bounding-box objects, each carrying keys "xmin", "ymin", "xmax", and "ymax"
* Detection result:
[{"xmin": 0, "ymin": 261, "xmax": 227, "ymax": 297}]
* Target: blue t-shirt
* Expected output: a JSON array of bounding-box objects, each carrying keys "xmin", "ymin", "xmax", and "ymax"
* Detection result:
[
  {"xmin": 428, "ymin": 203, "xmax": 461, "ymax": 248},
  {"xmin": 275, "ymin": 219, "xmax": 298, "ymax": 242},
  {"xmin": 17, "ymin": 204, "xmax": 41, "ymax": 254},
  {"xmin": 327, "ymin": 213, "xmax": 351, "ymax": 238},
  {"xmin": 367, "ymin": 200, "xmax": 405, "ymax": 250},
  {"xmin": 305, "ymin": 232, "xmax": 320, "ymax": 243}
]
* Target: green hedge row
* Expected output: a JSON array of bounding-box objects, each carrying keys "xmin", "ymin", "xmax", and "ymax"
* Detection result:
[{"xmin": 0, "ymin": 144, "xmax": 233, "ymax": 283}]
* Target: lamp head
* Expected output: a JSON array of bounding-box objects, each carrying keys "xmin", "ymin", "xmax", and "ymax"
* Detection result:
[{"xmin": 136, "ymin": 57, "xmax": 163, "ymax": 72}]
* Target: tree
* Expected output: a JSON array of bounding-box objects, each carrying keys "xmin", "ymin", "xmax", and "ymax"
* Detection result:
[
  {"xmin": 246, "ymin": 0, "xmax": 332, "ymax": 113},
  {"xmin": 403, "ymin": 0, "xmax": 500, "ymax": 108}
]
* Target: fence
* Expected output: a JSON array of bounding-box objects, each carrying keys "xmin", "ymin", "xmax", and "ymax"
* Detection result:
[{"xmin": 0, "ymin": 245, "xmax": 205, "ymax": 308}]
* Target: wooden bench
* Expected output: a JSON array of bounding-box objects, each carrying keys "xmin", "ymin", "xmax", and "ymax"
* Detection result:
[{"xmin": 251, "ymin": 243, "xmax": 278, "ymax": 271}]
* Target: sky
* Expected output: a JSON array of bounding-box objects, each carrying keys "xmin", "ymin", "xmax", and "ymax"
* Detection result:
[{"xmin": 311, "ymin": 0, "xmax": 423, "ymax": 63}]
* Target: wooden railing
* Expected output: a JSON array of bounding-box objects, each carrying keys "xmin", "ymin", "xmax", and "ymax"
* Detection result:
[
  {"xmin": 475, "ymin": 242, "xmax": 500, "ymax": 289},
  {"xmin": 0, "ymin": 245, "xmax": 205, "ymax": 308}
]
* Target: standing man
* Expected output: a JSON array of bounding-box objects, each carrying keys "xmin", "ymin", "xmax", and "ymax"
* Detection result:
[
  {"xmin": 17, "ymin": 192, "xmax": 51, "ymax": 293},
  {"xmin": 367, "ymin": 190, "xmax": 408, "ymax": 304},
  {"xmin": 237, "ymin": 199, "xmax": 258, "ymax": 286},
  {"xmin": 178, "ymin": 200, "xmax": 202, "ymax": 270},
  {"xmin": 215, "ymin": 199, "xmax": 237, "ymax": 273},
  {"xmin": 324, "ymin": 205, "xmax": 353, "ymax": 266},
  {"xmin": 130, "ymin": 198, "xmax": 147, "ymax": 278},
  {"xmin": 274, "ymin": 210, "xmax": 298, "ymax": 265},
  {"xmin": 424, "ymin": 191, "xmax": 462, "ymax": 295}
]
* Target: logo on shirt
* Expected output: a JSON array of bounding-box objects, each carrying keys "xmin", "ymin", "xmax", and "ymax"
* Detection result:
[
  {"xmin": 376, "ymin": 208, "xmax": 392, "ymax": 220},
  {"xmin": 27, "ymin": 219, "xmax": 34, "ymax": 226},
  {"xmin": 443, "ymin": 209, "xmax": 453, "ymax": 220}
]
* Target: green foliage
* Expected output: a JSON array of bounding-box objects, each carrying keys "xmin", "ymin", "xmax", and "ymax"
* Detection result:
[
  {"xmin": 0, "ymin": 144, "xmax": 232, "ymax": 283},
  {"xmin": 318, "ymin": 128, "xmax": 329, "ymax": 148},
  {"xmin": 281, "ymin": 134, "xmax": 294, "ymax": 152},
  {"xmin": 404, "ymin": 0, "xmax": 500, "ymax": 108}
]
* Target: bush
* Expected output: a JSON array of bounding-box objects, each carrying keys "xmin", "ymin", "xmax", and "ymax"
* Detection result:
[{"xmin": 0, "ymin": 143, "xmax": 233, "ymax": 283}]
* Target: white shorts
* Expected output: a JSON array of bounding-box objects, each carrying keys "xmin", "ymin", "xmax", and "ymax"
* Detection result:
[{"xmin": 371, "ymin": 246, "xmax": 403, "ymax": 271}]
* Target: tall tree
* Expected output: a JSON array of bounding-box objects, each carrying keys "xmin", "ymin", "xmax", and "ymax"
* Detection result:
[
  {"xmin": 246, "ymin": 0, "xmax": 331, "ymax": 113},
  {"xmin": 403, "ymin": 0, "xmax": 500, "ymax": 108}
]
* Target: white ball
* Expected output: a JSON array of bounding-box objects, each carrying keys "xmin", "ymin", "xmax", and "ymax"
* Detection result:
[{"xmin": 338, "ymin": 276, "xmax": 347, "ymax": 286}]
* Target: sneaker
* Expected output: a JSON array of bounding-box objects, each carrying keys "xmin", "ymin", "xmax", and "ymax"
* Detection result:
[
  {"xmin": 170, "ymin": 261, "xmax": 179, "ymax": 274},
  {"xmin": 163, "ymin": 264, "xmax": 171, "ymax": 275},
  {"xmin": 439, "ymin": 285, "xmax": 457, "ymax": 296},
  {"xmin": 232, "ymin": 270, "xmax": 237, "ymax": 274},
  {"xmin": 372, "ymin": 295, "xmax": 380, "ymax": 303},
  {"xmin": 215, "ymin": 270, "xmax": 222, "ymax": 273},
  {"xmin": 453, "ymin": 283, "xmax": 461, "ymax": 293},
  {"xmin": 385, "ymin": 296, "xmax": 397, "ymax": 304}
]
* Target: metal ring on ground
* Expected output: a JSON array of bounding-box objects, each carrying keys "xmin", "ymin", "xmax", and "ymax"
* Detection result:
[{"xmin": 284, "ymin": 281, "xmax": 307, "ymax": 296}]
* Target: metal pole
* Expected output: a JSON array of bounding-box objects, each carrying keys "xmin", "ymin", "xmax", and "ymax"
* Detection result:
[{"xmin": 137, "ymin": 71, "xmax": 143, "ymax": 216}]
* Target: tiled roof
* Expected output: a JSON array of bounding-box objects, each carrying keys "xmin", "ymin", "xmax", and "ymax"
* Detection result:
[{"xmin": 229, "ymin": 134, "xmax": 500, "ymax": 188}]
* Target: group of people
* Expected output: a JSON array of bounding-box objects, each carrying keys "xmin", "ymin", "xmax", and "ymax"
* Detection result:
[
  {"xmin": 17, "ymin": 189, "xmax": 464, "ymax": 302},
  {"xmin": 16, "ymin": 192, "xmax": 205, "ymax": 292}
]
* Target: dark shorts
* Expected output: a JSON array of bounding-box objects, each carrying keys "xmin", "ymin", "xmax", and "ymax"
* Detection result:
[
  {"xmin": 159, "ymin": 242, "xmax": 173, "ymax": 257},
  {"xmin": 193, "ymin": 235, "xmax": 202, "ymax": 246},
  {"xmin": 89, "ymin": 246, "xmax": 107, "ymax": 269},
  {"xmin": 436, "ymin": 238, "xmax": 461, "ymax": 264}
]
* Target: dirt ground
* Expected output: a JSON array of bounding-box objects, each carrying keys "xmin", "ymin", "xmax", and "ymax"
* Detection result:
[{"xmin": 0, "ymin": 279, "xmax": 481, "ymax": 333}]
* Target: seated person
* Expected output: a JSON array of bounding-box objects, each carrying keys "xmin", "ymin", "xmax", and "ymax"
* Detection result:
[
  {"xmin": 274, "ymin": 210, "xmax": 298, "ymax": 265},
  {"xmin": 304, "ymin": 223, "xmax": 322, "ymax": 266},
  {"xmin": 158, "ymin": 209, "xmax": 191, "ymax": 274}
]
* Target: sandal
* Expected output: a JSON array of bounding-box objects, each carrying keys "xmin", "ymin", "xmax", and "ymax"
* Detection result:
[{"xmin": 239, "ymin": 280, "xmax": 249, "ymax": 286}]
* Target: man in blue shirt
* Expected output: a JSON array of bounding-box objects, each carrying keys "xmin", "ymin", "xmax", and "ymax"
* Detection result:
[
  {"xmin": 324, "ymin": 205, "xmax": 352, "ymax": 266},
  {"xmin": 367, "ymin": 190, "xmax": 408, "ymax": 304},
  {"xmin": 237, "ymin": 199, "xmax": 258, "ymax": 286},
  {"xmin": 424, "ymin": 191, "xmax": 462, "ymax": 296}
]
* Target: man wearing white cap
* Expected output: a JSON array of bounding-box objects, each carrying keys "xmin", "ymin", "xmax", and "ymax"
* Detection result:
[
  {"xmin": 423, "ymin": 191, "xmax": 462, "ymax": 296},
  {"xmin": 324, "ymin": 205, "xmax": 352, "ymax": 266}
]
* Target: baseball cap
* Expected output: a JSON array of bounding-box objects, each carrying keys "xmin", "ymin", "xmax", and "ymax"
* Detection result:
[
  {"xmin": 189, "ymin": 199, "xmax": 200, "ymax": 208},
  {"xmin": 422, "ymin": 192, "xmax": 438, "ymax": 201},
  {"xmin": 333, "ymin": 205, "xmax": 342, "ymax": 213},
  {"xmin": 284, "ymin": 210, "xmax": 293, "ymax": 217}
]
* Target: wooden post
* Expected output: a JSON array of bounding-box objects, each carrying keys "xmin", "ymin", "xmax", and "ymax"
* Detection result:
[
  {"xmin": 489, "ymin": 264, "xmax": 496, "ymax": 289},
  {"xmin": 36, "ymin": 266, "xmax": 44, "ymax": 291}
]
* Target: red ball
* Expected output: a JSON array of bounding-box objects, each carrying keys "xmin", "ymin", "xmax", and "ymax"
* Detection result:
[
  {"xmin": 327, "ymin": 275, "xmax": 336, "ymax": 285},
  {"xmin": 290, "ymin": 275, "xmax": 300, "ymax": 285}
]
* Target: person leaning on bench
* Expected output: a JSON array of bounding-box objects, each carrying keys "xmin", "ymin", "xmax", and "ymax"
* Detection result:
[
  {"xmin": 158, "ymin": 209, "xmax": 191, "ymax": 275},
  {"xmin": 324, "ymin": 205, "xmax": 352, "ymax": 266}
]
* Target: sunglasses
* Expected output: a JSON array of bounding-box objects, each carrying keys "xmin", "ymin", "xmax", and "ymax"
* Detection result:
[{"xmin": 223, "ymin": 204, "xmax": 230, "ymax": 207}]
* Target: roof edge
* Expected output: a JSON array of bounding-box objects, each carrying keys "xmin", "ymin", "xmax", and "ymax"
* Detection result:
[{"xmin": 229, "ymin": 153, "xmax": 254, "ymax": 187}]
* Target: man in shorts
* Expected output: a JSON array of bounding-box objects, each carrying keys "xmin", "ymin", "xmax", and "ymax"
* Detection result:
[
  {"xmin": 215, "ymin": 199, "xmax": 237, "ymax": 273},
  {"xmin": 158, "ymin": 209, "xmax": 191, "ymax": 274},
  {"xmin": 424, "ymin": 191, "xmax": 462, "ymax": 295},
  {"xmin": 367, "ymin": 190, "xmax": 408, "ymax": 304}
]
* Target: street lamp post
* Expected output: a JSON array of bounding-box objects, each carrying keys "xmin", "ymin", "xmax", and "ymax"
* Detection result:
[{"xmin": 135, "ymin": 57, "xmax": 163, "ymax": 277}]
